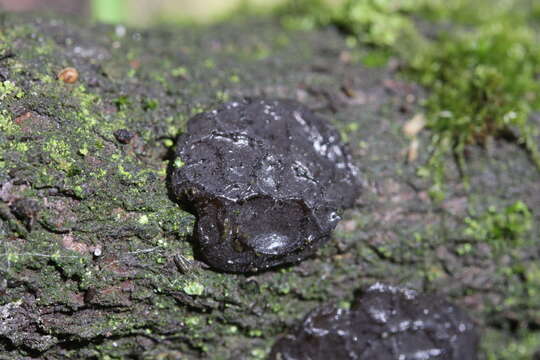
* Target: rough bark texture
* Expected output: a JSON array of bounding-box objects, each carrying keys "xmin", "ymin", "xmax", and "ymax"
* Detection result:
[{"xmin": 0, "ymin": 12, "xmax": 539, "ymax": 360}]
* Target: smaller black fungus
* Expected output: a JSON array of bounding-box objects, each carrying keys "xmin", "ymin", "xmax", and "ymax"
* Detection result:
[
  {"xmin": 170, "ymin": 98, "xmax": 361, "ymax": 272},
  {"xmin": 113, "ymin": 129, "xmax": 134, "ymax": 144},
  {"xmin": 269, "ymin": 282, "xmax": 480, "ymax": 360}
]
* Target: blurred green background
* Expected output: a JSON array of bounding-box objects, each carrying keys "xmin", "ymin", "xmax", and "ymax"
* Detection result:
[{"xmin": 0, "ymin": 0, "xmax": 344, "ymax": 24}]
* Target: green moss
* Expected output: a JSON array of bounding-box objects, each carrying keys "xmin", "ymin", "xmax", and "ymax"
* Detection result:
[
  {"xmin": 0, "ymin": 80, "xmax": 24, "ymax": 100},
  {"xmin": 43, "ymin": 138, "xmax": 77, "ymax": 174},
  {"xmin": 410, "ymin": 22, "xmax": 540, "ymax": 188},
  {"xmin": 464, "ymin": 201, "xmax": 532, "ymax": 253},
  {"xmin": 78, "ymin": 145, "xmax": 89, "ymax": 156},
  {"xmin": 114, "ymin": 95, "xmax": 131, "ymax": 111},
  {"xmin": 183, "ymin": 281, "xmax": 205, "ymax": 296},
  {"xmin": 248, "ymin": 329, "xmax": 263, "ymax": 337},
  {"xmin": 117, "ymin": 164, "xmax": 133, "ymax": 179},
  {"xmin": 0, "ymin": 111, "xmax": 18, "ymax": 137},
  {"xmin": 203, "ymin": 58, "xmax": 215, "ymax": 69},
  {"xmin": 250, "ymin": 348, "xmax": 267, "ymax": 359},
  {"xmin": 185, "ymin": 316, "xmax": 201, "ymax": 327},
  {"xmin": 276, "ymin": 0, "xmax": 424, "ymax": 48},
  {"xmin": 484, "ymin": 330, "xmax": 540, "ymax": 360},
  {"xmin": 277, "ymin": 0, "xmax": 540, "ymax": 191},
  {"xmin": 173, "ymin": 157, "xmax": 185, "ymax": 169},
  {"xmin": 162, "ymin": 139, "xmax": 174, "ymax": 148},
  {"xmin": 143, "ymin": 98, "xmax": 159, "ymax": 111},
  {"xmin": 138, "ymin": 214, "xmax": 150, "ymax": 225},
  {"xmin": 274, "ymin": 0, "xmax": 334, "ymax": 31},
  {"xmin": 335, "ymin": 0, "xmax": 422, "ymax": 47},
  {"xmin": 171, "ymin": 66, "xmax": 188, "ymax": 77}
]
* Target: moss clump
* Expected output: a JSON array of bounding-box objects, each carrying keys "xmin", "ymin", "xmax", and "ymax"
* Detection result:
[
  {"xmin": 410, "ymin": 21, "xmax": 540, "ymax": 192},
  {"xmin": 484, "ymin": 331, "xmax": 540, "ymax": 360},
  {"xmin": 334, "ymin": 0, "xmax": 423, "ymax": 47},
  {"xmin": 183, "ymin": 281, "xmax": 205, "ymax": 296},
  {"xmin": 277, "ymin": 0, "xmax": 540, "ymax": 195},
  {"xmin": 275, "ymin": 0, "xmax": 423, "ymax": 47},
  {"xmin": 274, "ymin": 0, "xmax": 334, "ymax": 31},
  {"xmin": 464, "ymin": 201, "xmax": 532, "ymax": 253},
  {"xmin": 0, "ymin": 81, "xmax": 25, "ymax": 136},
  {"xmin": 0, "ymin": 80, "xmax": 24, "ymax": 100}
]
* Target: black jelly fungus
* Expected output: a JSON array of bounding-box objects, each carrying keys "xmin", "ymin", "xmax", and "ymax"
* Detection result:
[
  {"xmin": 269, "ymin": 282, "xmax": 480, "ymax": 360},
  {"xmin": 114, "ymin": 129, "xmax": 134, "ymax": 144},
  {"xmin": 170, "ymin": 98, "xmax": 360, "ymax": 272}
]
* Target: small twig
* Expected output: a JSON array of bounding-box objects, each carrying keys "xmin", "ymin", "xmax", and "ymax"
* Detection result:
[{"xmin": 127, "ymin": 247, "xmax": 160, "ymax": 254}]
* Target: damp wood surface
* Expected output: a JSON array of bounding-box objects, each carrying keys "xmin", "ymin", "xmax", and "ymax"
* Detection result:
[{"xmin": 0, "ymin": 12, "xmax": 539, "ymax": 360}]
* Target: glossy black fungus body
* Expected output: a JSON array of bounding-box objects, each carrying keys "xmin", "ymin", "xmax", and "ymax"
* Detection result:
[
  {"xmin": 113, "ymin": 129, "xmax": 134, "ymax": 144},
  {"xmin": 269, "ymin": 283, "xmax": 479, "ymax": 360},
  {"xmin": 170, "ymin": 98, "xmax": 360, "ymax": 272}
]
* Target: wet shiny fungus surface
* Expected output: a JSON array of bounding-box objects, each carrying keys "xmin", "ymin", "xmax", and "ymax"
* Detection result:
[
  {"xmin": 170, "ymin": 98, "xmax": 360, "ymax": 272},
  {"xmin": 269, "ymin": 282, "xmax": 479, "ymax": 360}
]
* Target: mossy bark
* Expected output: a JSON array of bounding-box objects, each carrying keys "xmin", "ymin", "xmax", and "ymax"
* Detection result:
[{"xmin": 0, "ymin": 12, "xmax": 539, "ymax": 359}]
